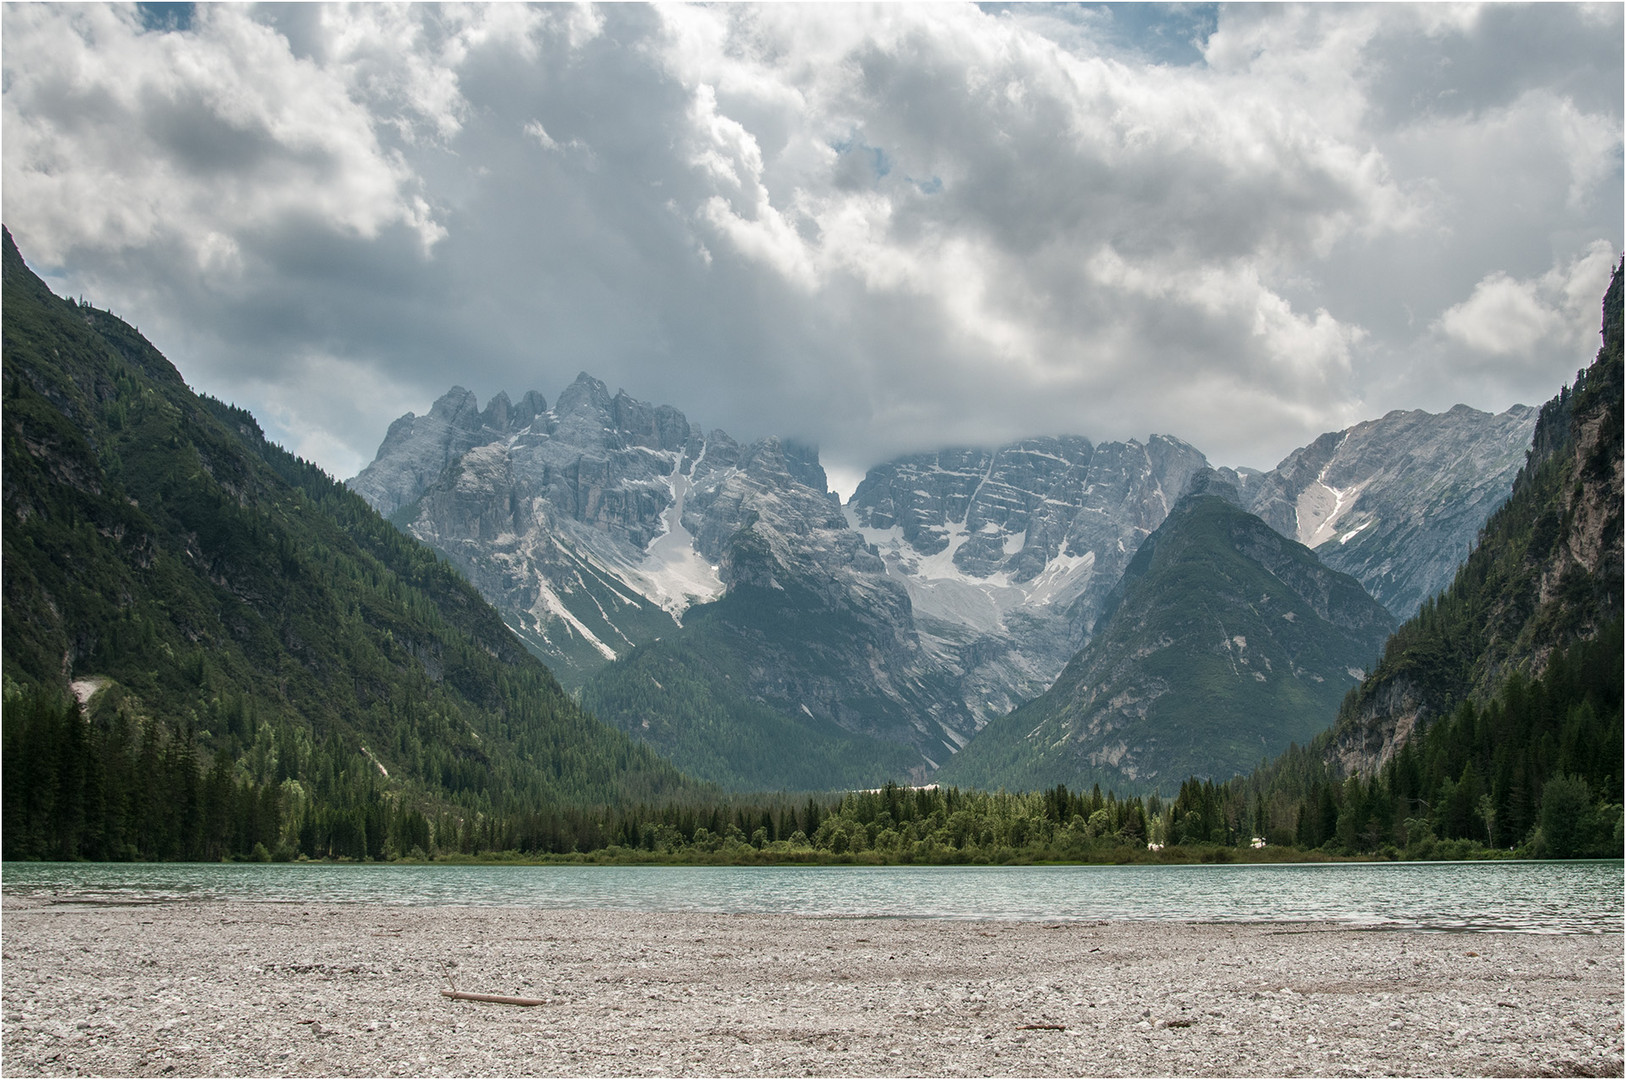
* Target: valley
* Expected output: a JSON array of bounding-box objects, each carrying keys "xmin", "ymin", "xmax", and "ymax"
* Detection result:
[{"xmin": 3, "ymin": 224, "xmax": 1620, "ymax": 866}]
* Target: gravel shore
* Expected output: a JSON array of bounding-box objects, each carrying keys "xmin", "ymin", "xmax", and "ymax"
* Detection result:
[{"xmin": 2, "ymin": 895, "xmax": 1621, "ymax": 1077}]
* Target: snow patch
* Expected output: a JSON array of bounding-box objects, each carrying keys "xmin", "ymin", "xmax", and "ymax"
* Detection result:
[
  {"xmin": 1298, "ymin": 456, "xmax": 1372, "ymax": 548},
  {"xmin": 539, "ymin": 453, "xmax": 724, "ymax": 622},
  {"xmin": 1021, "ymin": 550, "xmax": 1096, "ymax": 609},
  {"xmin": 1338, "ymin": 519, "xmax": 1374, "ymax": 545},
  {"xmin": 528, "ymin": 573, "xmax": 618, "ymax": 660},
  {"xmin": 634, "ymin": 458, "xmax": 727, "ymax": 616},
  {"xmin": 845, "ymin": 509, "xmax": 1096, "ymax": 633}
]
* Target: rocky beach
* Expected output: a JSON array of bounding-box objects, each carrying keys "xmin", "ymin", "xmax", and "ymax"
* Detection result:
[{"xmin": 2, "ymin": 895, "xmax": 1621, "ymax": 1077}]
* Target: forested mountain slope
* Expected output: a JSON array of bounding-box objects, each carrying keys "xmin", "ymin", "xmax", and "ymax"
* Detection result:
[
  {"xmin": 937, "ymin": 475, "xmax": 1396, "ymax": 795},
  {"xmin": 0, "ymin": 228, "xmax": 693, "ymax": 861},
  {"xmin": 1325, "ymin": 261, "xmax": 1623, "ymax": 779},
  {"xmin": 1187, "ymin": 264, "xmax": 1623, "ymax": 860}
]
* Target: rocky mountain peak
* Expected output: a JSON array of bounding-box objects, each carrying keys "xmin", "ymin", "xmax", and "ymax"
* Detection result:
[
  {"xmin": 428, "ymin": 385, "xmax": 480, "ymax": 425},
  {"xmin": 481, "ymin": 390, "xmax": 513, "ymax": 432},
  {"xmin": 728, "ymin": 437, "xmax": 831, "ymax": 498},
  {"xmin": 550, "ymin": 373, "xmax": 617, "ymax": 442},
  {"xmin": 609, "ymin": 389, "xmax": 692, "ymax": 453},
  {"xmin": 1240, "ymin": 402, "xmax": 1540, "ymax": 618},
  {"xmin": 348, "ymin": 385, "xmax": 496, "ymax": 515},
  {"xmin": 555, "ymin": 371, "xmax": 613, "ymax": 413},
  {"xmin": 782, "ymin": 440, "xmax": 832, "ymax": 497},
  {"xmin": 477, "ymin": 389, "xmax": 548, "ymax": 435}
]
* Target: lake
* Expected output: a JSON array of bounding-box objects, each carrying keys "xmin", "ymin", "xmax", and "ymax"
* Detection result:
[{"xmin": 3, "ymin": 860, "xmax": 1620, "ymax": 934}]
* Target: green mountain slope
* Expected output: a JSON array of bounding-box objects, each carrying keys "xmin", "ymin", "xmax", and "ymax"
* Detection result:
[
  {"xmin": 940, "ymin": 476, "xmax": 1396, "ymax": 794},
  {"xmin": 1213, "ymin": 266, "xmax": 1623, "ymax": 858},
  {"xmin": 579, "ymin": 522, "xmax": 931, "ymax": 791},
  {"xmin": 1, "ymin": 228, "xmax": 693, "ymax": 861},
  {"xmin": 1325, "ymin": 261, "xmax": 1624, "ymax": 778}
]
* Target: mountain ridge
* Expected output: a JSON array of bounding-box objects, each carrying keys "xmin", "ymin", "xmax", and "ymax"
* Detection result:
[
  {"xmin": 1, "ymin": 227, "xmax": 695, "ymax": 861},
  {"xmin": 935, "ymin": 477, "xmax": 1397, "ymax": 794}
]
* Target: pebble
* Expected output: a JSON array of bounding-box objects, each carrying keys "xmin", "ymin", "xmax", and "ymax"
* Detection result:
[{"xmin": 1, "ymin": 897, "xmax": 1621, "ymax": 1077}]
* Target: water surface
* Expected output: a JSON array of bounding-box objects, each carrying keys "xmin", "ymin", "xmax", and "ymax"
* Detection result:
[{"xmin": 3, "ymin": 860, "xmax": 1619, "ymax": 934}]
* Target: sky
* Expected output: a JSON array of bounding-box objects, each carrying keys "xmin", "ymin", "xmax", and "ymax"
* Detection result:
[{"xmin": 4, "ymin": 3, "xmax": 1621, "ymax": 498}]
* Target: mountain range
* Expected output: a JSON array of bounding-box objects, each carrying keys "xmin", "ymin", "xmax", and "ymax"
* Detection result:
[{"xmin": 350, "ymin": 364, "xmax": 1538, "ymax": 791}]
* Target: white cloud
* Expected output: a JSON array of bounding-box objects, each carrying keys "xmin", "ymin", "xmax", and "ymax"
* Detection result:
[
  {"xmin": 523, "ymin": 120, "xmax": 558, "ymax": 151},
  {"xmin": 1437, "ymin": 240, "xmax": 1618, "ymax": 359},
  {"xmin": 2, "ymin": 3, "xmax": 1618, "ymax": 481},
  {"xmin": 245, "ymin": 351, "xmax": 427, "ymax": 480},
  {"xmin": 633, "ymin": 3, "xmax": 1400, "ymax": 457},
  {"xmin": 2, "ymin": 3, "xmax": 443, "ymax": 270}
]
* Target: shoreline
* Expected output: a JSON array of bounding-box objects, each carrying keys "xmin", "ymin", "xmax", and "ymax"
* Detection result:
[{"xmin": 2, "ymin": 896, "xmax": 1621, "ymax": 1077}]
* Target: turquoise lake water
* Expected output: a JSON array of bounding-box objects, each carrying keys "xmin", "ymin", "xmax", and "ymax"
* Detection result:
[{"xmin": 4, "ymin": 860, "xmax": 1620, "ymax": 933}]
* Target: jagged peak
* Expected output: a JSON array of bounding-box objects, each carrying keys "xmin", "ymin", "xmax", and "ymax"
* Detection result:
[
  {"xmin": 513, "ymin": 389, "xmax": 548, "ymax": 431},
  {"xmin": 1146, "ymin": 432, "xmax": 1202, "ymax": 454},
  {"xmin": 555, "ymin": 371, "xmax": 614, "ymax": 416},
  {"xmin": 481, "ymin": 390, "xmax": 512, "ymax": 432},
  {"xmin": 428, "ymin": 385, "xmax": 479, "ymax": 419}
]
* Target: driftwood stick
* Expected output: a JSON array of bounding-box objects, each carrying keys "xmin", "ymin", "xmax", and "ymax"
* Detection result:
[{"xmin": 440, "ymin": 989, "xmax": 548, "ymax": 1007}]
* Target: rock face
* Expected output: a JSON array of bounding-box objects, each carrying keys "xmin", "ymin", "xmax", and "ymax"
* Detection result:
[
  {"xmin": 1325, "ymin": 263, "xmax": 1624, "ymax": 779},
  {"xmin": 937, "ymin": 479, "xmax": 1398, "ymax": 794},
  {"xmin": 1244, "ymin": 404, "xmax": 1539, "ymax": 619},
  {"xmin": 369, "ymin": 374, "xmax": 718, "ymax": 688},
  {"xmin": 844, "ymin": 435, "xmax": 1213, "ymax": 726},
  {"xmin": 348, "ymin": 387, "xmax": 549, "ymax": 517},
  {"xmin": 579, "ymin": 445, "xmax": 970, "ymax": 788}
]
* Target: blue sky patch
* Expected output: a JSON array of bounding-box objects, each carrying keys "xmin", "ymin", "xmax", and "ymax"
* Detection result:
[{"xmin": 137, "ymin": 2, "xmax": 194, "ymax": 34}]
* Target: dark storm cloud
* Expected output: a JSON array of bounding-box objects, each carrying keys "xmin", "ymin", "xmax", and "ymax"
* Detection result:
[{"xmin": 3, "ymin": 3, "xmax": 1619, "ymax": 489}]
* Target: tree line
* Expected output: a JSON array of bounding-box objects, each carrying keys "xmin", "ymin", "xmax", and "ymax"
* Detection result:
[{"xmin": 10, "ymin": 618, "xmax": 1615, "ymax": 865}]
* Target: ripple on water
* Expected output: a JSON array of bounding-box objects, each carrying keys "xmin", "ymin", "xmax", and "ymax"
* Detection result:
[{"xmin": 2, "ymin": 860, "xmax": 1620, "ymax": 934}]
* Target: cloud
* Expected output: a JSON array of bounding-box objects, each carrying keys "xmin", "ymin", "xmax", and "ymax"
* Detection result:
[
  {"xmin": 2, "ymin": 4, "xmax": 443, "ymax": 268},
  {"xmin": 1437, "ymin": 240, "xmax": 1618, "ymax": 360},
  {"xmin": 244, "ymin": 349, "xmax": 429, "ymax": 480},
  {"xmin": 2, "ymin": 3, "xmax": 1619, "ymax": 482}
]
